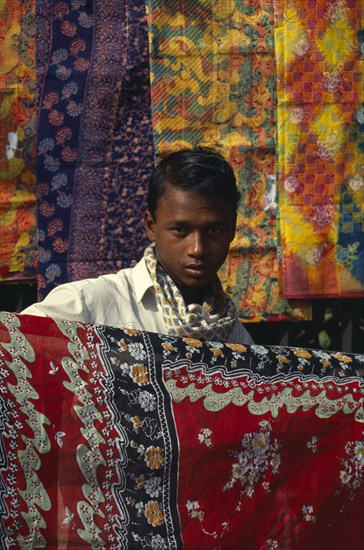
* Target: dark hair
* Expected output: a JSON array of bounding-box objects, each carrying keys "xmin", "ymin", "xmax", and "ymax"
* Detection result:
[{"xmin": 147, "ymin": 147, "xmax": 240, "ymax": 218}]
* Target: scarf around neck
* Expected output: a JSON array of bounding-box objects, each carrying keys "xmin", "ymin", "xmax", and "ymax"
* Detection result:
[{"xmin": 144, "ymin": 244, "xmax": 237, "ymax": 341}]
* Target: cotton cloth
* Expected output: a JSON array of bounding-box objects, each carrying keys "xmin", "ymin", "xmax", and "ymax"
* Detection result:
[
  {"xmin": 147, "ymin": 0, "xmax": 312, "ymax": 322},
  {"xmin": 0, "ymin": 0, "xmax": 36, "ymax": 281},
  {"xmin": 35, "ymin": 0, "xmax": 154, "ymax": 299},
  {"xmin": 274, "ymin": 0, "xmax": 364, "ymax": 297},
  {"xmin": 144, "ymin": 244, "xmax": 238, "ymax": 341},
  {"xmin": 0, "ymin": 311, "xmax": 363, "ymax": 548}
]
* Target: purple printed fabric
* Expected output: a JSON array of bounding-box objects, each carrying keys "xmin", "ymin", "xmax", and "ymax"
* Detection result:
[{"xmin": 36, "ymin": 0, "xmax": 154, "ymax": 299}]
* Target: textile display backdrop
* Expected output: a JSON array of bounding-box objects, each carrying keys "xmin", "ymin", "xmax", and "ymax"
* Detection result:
[
  {"xmin": 0, "ymin": 311, "xmax": 363, "ymax": 548},
  {"xmin": 0, "ymin": 0, "xmax": 37, "ymax": 281},
  {"xmin": 274, "ymin": 0, "xmax": 364, "ymax": 298},
  {"xmin": 147, "ymin": 0, "xmax": 312, "ymax": 323},
  {"xmin": 36, "ymin": 0, "xmax": 154, "ymax": 300}
]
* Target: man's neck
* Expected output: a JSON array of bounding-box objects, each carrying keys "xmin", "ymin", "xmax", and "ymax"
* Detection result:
[
  {"xmin": 178, "ymin": 280, "xmax": 217, "ymax": 307},
  {"xmin": 179, "ymin": 285, "xmax": 205, "ymax": 306}
]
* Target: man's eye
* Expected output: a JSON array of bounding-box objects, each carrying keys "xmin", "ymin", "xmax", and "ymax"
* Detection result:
[
  {"xmin": 171, "ymin": 227, "xmax": 188, "ymax": 235},
  {"xmin": 208, "ymin": 227, "xmax": 222, "ymax": 235}
]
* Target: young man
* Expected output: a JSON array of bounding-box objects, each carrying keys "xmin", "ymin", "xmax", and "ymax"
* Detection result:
[{"xmin": 22, "ymin": 148, "xmax": 253, "ymax": 344}]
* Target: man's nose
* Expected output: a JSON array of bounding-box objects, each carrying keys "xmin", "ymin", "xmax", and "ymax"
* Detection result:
[{"xmin": 188, "ymin": 232, "xmax": 205, "ymax": 257}]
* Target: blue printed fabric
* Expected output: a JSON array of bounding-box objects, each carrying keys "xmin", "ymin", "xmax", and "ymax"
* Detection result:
[{"xmin": 36, "ymin": 0, "xmax": 154, "ymax": 299}]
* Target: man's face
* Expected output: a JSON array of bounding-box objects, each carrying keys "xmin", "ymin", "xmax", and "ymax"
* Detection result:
[{"xmin": 145, "ymin": 185, "xmax": 236, "ymax": 304}]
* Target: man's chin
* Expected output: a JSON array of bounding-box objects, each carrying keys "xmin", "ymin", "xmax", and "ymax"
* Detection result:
[{"xmin": 178, "ymin": 276, "xmax": 214, "ymax": 292}]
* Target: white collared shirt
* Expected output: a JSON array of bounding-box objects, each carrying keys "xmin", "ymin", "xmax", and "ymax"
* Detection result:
[{"xmin": 22, "ymin": 257, "xmax": 253, "ymax": 344}]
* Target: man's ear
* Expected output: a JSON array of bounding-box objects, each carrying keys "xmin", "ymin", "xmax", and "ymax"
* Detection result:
[
  {"xmin": 230, "ymin": 211, "xmax": 237, "ymax": 242},
  {"xmin": 144, "ymin": 211, "xmax": 156, "ymax": 241}
]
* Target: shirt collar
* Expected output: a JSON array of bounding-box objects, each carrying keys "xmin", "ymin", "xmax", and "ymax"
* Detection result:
[{"xmin": 132, "ymin": 256, "xmax": 155, "ymax": 303}]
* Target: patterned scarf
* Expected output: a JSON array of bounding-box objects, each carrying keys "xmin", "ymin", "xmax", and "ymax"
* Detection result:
[{"xmin": 144, "ymin": 244, "xmax": 237, "ymax": 341}]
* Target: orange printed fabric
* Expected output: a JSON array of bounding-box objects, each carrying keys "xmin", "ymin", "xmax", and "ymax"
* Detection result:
[
  {"xmin": 0, "ymin": 0, "xmax": 37, "ymax": 281},
  {"xmin": 275, "ymin": 0, "xmax": 364, "ymax": 297},
  {"xmin": 147, "ymin": 0, "xmax": 311, "ymax": 322}
]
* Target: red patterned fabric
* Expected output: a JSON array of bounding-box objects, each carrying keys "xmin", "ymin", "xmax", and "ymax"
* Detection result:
[{"xmin": 0, "ymin": 312, "xmax": 363, "ymax": 548}]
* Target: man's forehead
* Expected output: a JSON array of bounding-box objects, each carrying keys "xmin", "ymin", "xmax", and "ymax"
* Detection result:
[{"xmin": 158, "ymin": 185, "xmax": 234, "ymax": 211}]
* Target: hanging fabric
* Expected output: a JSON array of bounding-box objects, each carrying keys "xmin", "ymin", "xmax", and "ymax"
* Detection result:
[
  {"xmin": 0, "ymin": 0, "xmax": 37, "ymax": 282},
  {"xmin": 36, "ymin": 0, "xmax": 154, "ymax": 299},
  {"xmin": 147, "ymin": 0, "xmax": 312, "ymax": 322},
  {"xmin": 275, "ymin": 0, "xmax": 364, "ymax": 297}
]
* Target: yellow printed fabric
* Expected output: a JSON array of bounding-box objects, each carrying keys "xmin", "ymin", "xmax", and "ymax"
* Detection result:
[
  {"xmin": 275, "ymin": 0, "xmax": 364, "ymax": 297},
  {"xmin": 147, "ymin": 0, "xmax": 311, "ymax": 322},
  {"xmin": 0, "ymin": 0, "xmax": 37, "ymax": 281}
]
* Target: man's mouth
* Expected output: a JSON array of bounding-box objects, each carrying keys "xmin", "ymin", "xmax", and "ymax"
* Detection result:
[{"xmin": 185, "ymin": 263, "xmax": 209, "ymax": 276}]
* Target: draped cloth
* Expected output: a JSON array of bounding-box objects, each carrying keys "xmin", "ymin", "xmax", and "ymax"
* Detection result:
[
  {"xmin": 274, "ymin": 0, "xmax": 364, "ymax": 298},
  {"xmin": 36, "ymin": 0, "xmax": 154, "ymax": 300},
  {"xmin": 144, "ymin": 244, "xmax": 238, "ymax": 341},
  {"xmin": 0, "ymin": 0, "xmax": 37, "ymax": 281},
  {"xmin": 147, "ymin": 0, "xmax": 312, "ymax": 322},
  {"xmin": 0, "ymin": 311, "xmax": 363, "ymax": 548}
]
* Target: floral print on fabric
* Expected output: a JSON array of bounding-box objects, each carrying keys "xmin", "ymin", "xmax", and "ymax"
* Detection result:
[
  {"xmin": 36, "ymin": 0, "xmax": 154, "ymax": 299},
  {"xmin": 224, "ymin": 420, "xmax": 281, "ymax": 499},
  {"xmin": 0, "ymin": 0, "xmax": 37, "ymax": 281},
  {"xmin": 147, "ymin": 0, "xmax": 312, "ymax": 322},
  {"xmin": 163, "ymin": 339, "xmax": 364, "ymax": 548},
  {"xmin": 36, "ymin": 0, "xmax": 94, "ymax": 294},
  {"xmin": 0, "ymin": 312, "xmax": 363, "ymax": 548},
  {"xmin": 0, "ymin": 313, "xmax": 181, "ymax": 548},
  {"xmin": 339, "ymin": 434, "xmax": 364, "ymax": 498},
  {"xmin": 274, "ymin": 0, "xmax": 364, "ymax": 297}
]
